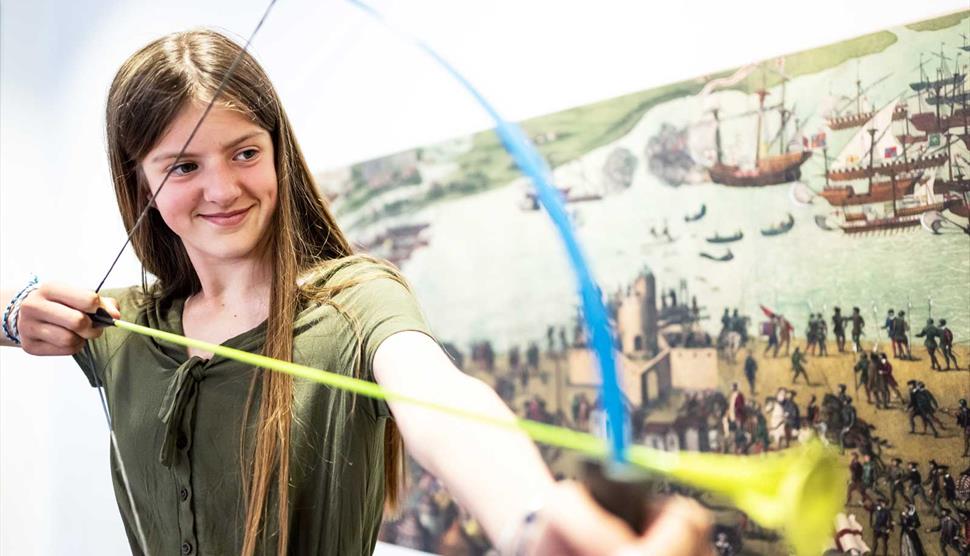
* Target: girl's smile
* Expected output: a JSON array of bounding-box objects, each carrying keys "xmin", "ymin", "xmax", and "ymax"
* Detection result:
[{"xmin": 198, "ymin": 204, "xmax": 255, "ymax": 227}]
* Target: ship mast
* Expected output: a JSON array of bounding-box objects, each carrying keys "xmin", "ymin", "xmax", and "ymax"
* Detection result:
[
  {"xmin": 946, "ymin": 131, "xmax": 954, "ymax": 183},
  {"xmin": 754, "ymin": 70, "xmax": 767, "ymax": 167},
  {"xmin": 917, "ymin": 54, "xmax": 925, "ymax": 114},
  {"xmin": 779, "ymin": 78, "xmax": 789, "ymax": 154},
  {"xmin": 823, "ymin": 144, "xmax": 830, "ymax": 188},
  {"xmin": 889, "ymin": 168, "xmax": 899, "ymax": 218},
  {"xmin": 855, "ymin": 64, "xmax": 862, "ymax": 116},
  {"xmin": 755, "ymin": 89, "xmax": 768, "ymax": 167},
  {"xmin": 712, "ymin": 108, "xmax": 723, "ymax": 164},
  {"xmin": 963, "ymin": 64, "xmax": 970, "ymax": 138},
  {"xmin": 902, "ymin": 105, "xmax": 911, "ymax": 165},
  {"xmin": 866, "ymin": 127, "xmax": 877, "ymax": 191}
]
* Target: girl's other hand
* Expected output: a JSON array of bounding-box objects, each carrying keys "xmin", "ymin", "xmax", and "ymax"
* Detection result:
[
  {"xmin": 17, "ymin": 283, "xmax": 120, "ymax": 356},
  {"xmin": 531, "ymin": 482, "xmax": 713, "ymax": 556}
]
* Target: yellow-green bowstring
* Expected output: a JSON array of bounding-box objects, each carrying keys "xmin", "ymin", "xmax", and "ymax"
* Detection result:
[{"xmin": 112, "ymin": 318, "xmax": 846, "ymax": 556}]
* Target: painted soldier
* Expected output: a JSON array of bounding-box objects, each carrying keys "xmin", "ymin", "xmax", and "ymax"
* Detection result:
[
  {"xmin": 939, "ymin": 319, "xmax": 960, "ymax": 370},
  {"xmin": 888, "ymin": 458, "xmax": 909, "ymax": 509},
  {"xmin": 806, "ymin": 313, "xmax": 818, "ymax": 355},
  {"xmin": 778, "ymin": 314, "xmax": 793, "ymax": 356},
  {"xmin": 871, "ymin": 352, "xmax": 889, "ymax": 409},
  {"xmin": 731, "ymin": 309, "xmax": 749, "ymax": 346},
  {"xmin": 526, "ymin": 341, "xmax": 540, "ymax": 372},
  {"xmin": 806, "ymin": 393, "xmax": 820, "ymax": 428},
  {"xmin": 941, "ymin": 466, "xmax": 957, "ymax": 509},
  {"xmin": 870, "ymin": 498, "xmax": 893, "ymax": 556},
  {"xmin": 782, "ymin": 390, "xmax": 801, "ymax": 447},
  {"xmin": 817, "ymin": 313, "xmax": 829, "ymax": 356},
  {"xmin": 751, "ymin": 402, "xmax": 770, "ymax": 454},
  {"xmin": 763, "ymin": 317, "xmax": 779, "ymax": 358},
  {"xmin": 927, "ymin": 508, "xmax": 963, "ymax": 556},
  {"xmin": 908, "ymin": 381, "xmax": 940, "ymax": 437},
  {"xmin": 839, "ymin": 396, "xmax": 858, "ymax": 455},
  {"xmin": 850, "ymin": 307, "xmax": 866, "ymax": 353},
  {"xmin": 836, "ymin": 383, "xmax": 850, "ymax": 406},
  {"xmin": 892, "ymin": 310, "xmax": 912, "ymax": 360},
  {"xmin": 885, "ymin": 309, "xmax": 897, "ymax": 356},
  {"xmin": 743, "ymin": 351, "xmax": 757, "ymax": 395},
  {"xmin": 862, "ymin": 452, "xmax": 885, "ymax": 502},
  {"xmin": 848, "ymin": 452, "xmax": 871, "ymax": 505},
  {"xmin": 957, "ymin": 399, "xmax": 969, "ymax": 457},
  {"xmin": 833, "ymin": 306, "xmax": 847, "ymax": 353},
  {"xmin": 927, "ymin": 460, "xmax": 946, "ymax": 516},
  {"xmin": 728, "ymin": 382, "xmax": 745, "ymax": 431},
  {"xmin": 854, "ymin": 353, "xmax": 873, "ymax": 404},
  {"xmin": 791, "ymin": 346, "xmax": 809, "ymax": 385},
  {"xmin": 917, "ymin": 382, "xmax": 947, "ymax": 432},
  {"xmin": 907, "ymin": 462, "xmax": 932, "ymax": 507},
  {"xmin": 878, "ymin": 353, "xmax": 905, "ymax": 406},
  {"xmin": 915, "ymin": 318, "xmax": 943, "ymax": 371}
]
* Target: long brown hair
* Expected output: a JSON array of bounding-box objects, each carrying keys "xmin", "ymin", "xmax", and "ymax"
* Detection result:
[{"xmin": 105, "ymin": 29, "xmax": 405, "ymax": 555}]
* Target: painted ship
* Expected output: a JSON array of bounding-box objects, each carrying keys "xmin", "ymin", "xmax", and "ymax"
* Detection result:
[
  {"xmin": 908, "ymin": 44, "xmax": 969, "ymax": 135},
  {"xmin": 707, "ymin": 73, "xmax": 812, "ymax": 187},
  {"xmin": 519, "ymin": 186, "xmax": 602, "ymax": 211},
  {"xmin": 838, "ymin": 171, "xmax": 962, "ymax": 234},
  {"xmin": 357, "ymin": 222, "xmax": 431, "ymax": 267},
  {"xmin": 909, "ymin": 109, "xmax": 970, "ymax": 134},
  {"xmin": 819, "ymin": 175, "xmax": 919, "ymax": 206},
  {"xmin": 827, "ymin": 103, "xmax": 907, "ymax": 131},
  {"xmin": 909, "ymin": 48, "xmax": 965, "ymax": 92},
  {"xmin": 823, "ymin": 102, "xmax": 947, "ymax": 184},
  {"xmin": 824, "ymin": 72, "xmax": 907, "ymax": 131}
]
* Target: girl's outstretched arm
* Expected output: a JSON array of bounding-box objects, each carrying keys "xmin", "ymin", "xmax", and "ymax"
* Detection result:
[{"xmin": 374, "ymin": 330, "xmax": 712, "ymax": 556}]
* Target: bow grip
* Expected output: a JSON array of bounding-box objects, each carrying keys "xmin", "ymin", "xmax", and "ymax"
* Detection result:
[{"xmin": 581, "ymin": 458, "xmax": 658, "ymax": 535}]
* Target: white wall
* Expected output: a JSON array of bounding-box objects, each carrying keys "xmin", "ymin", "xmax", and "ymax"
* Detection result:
[{"xmin": 1, "ymin": 1, "xmax": 965, "ymax": 554}]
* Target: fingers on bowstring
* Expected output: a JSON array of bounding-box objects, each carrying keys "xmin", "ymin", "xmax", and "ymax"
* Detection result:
[
  {"xmin": 618, "ymin": 497, "xmax": 714, "ymax": 556},
  {"xmin": 20, "ymin": 323, "xmax": 85, "ymax": 356},
  {"xmin": 101, "ymin": 297, "xmax": 121, "ymax": 319},
  {"xmin": 22, "ymin": 295, "xmax": 103, "ymax": 341},
  {"xmin": 38, "ymin": 282, "xmax": 102, "ymax": 313}
]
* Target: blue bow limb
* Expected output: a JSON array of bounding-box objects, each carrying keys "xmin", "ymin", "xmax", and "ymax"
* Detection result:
[{"xmin": 349, "ymin": 0, "xmax": 628, "ymax": 462}]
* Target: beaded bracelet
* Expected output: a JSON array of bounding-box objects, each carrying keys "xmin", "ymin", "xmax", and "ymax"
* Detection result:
[{"xmin": 2, "ymin": 275, "xmax": 39, "ymax": 345}]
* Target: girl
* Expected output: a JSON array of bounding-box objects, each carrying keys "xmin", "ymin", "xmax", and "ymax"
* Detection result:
[{"xmin": 1, "ymin": 30, "xmax": 710, "ymax": 555}]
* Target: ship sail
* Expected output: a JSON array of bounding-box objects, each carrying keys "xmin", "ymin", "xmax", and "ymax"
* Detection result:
[
  {"xmin": 832, "ymin": 100, "xmax": 899, "ymax": 168},
  {"xmin": 911, "ymin": 169, "xmax": 937, "ymax": 205}
]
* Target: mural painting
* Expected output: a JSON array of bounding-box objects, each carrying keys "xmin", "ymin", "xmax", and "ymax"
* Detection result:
[{"xmin": 318, "ymin": 11, "xmax": 970, "ymax": 556}]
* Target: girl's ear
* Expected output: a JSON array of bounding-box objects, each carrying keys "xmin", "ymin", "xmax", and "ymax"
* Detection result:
[{"xmin": 134, "ymin": 165, "xmax": 155, "ymax": 207}]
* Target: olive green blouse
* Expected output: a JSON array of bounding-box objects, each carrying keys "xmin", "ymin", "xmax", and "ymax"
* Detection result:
[{"xmin": 73, "ymin": 261, "xmax": 432, "ymax": 555}]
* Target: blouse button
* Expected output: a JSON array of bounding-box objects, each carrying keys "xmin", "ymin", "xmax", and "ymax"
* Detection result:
[
  {"xmin": 181, "ymin": 541, "xmax": 193, "ymax": 555},
  {"xmin": 180, "ymin": 487, "xmax": 189, "ymax": 501}
]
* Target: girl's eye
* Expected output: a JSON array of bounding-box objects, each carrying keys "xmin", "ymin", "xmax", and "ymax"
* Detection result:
[
  {"xmin": 170, "ymin": 162, "xmax": 198, "ymax": 176},
  {"xmin": 235, "ymin": 148, "xmax": 259, "ymax": 161}
]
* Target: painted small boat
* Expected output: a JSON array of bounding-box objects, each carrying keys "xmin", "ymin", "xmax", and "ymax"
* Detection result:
[
  {"xmin": 699, "ymin": 249, "xmax": 734, "ymax": 262},
  {"xmin": 705, "ymin": 230, "xmax": 743, "ymax": 243},
  {"xmin": 684, "ymin": 204, "xmax": 706, "ymax": 222},
  {"xmin": 760, "ymin": 213, "xmax": 794, "ymax": 236}
]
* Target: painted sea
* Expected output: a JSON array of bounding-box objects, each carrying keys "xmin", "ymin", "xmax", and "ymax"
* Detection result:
[{"xmin": 340, "ymin": 18, "xmax": 970, "ymax": 351}]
